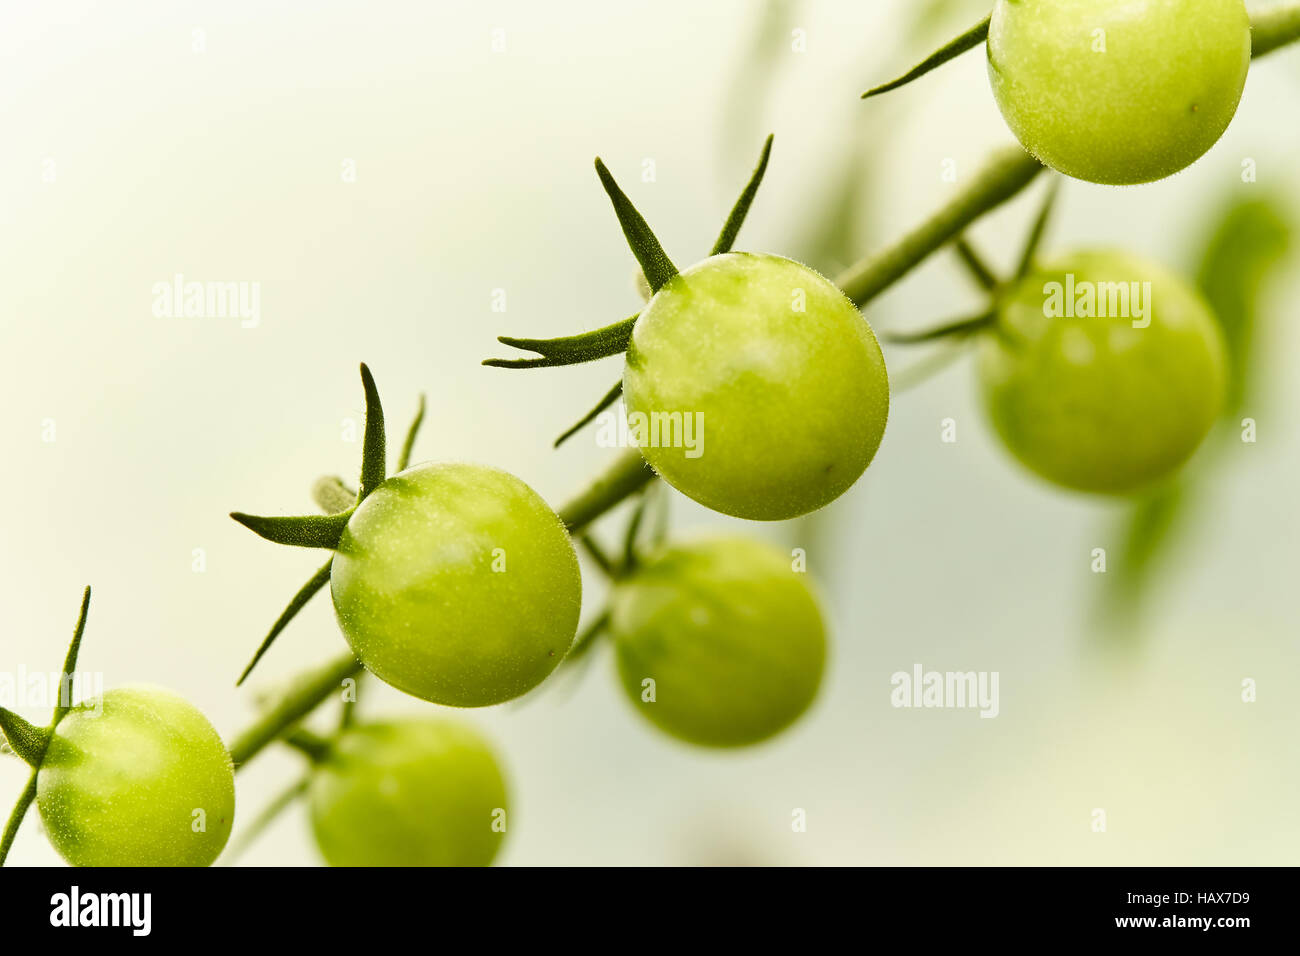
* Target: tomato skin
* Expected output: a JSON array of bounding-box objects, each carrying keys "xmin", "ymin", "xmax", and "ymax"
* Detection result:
[
  {"xmin": 36, "ymin": 686, "xmax": 235, "ymax": 867},
  {"xmin": 308, "ymin": 720, "xmax": 508, "ymax": 867},
  {"xmin": 330, "ymin": 463, "xmax": 582, "ymax": 707},
  {"xmin": 978, "ymin": 250, "xmax": 1227, "ymax": 494},
  {"xmin": 623, "ymin": 253, "xmax": 889, "ymax": 522},
  {"xmin": 987, "ymin": 0, "xmax": 1251, "ymax": 185},
  {"xmin": 610, "ymin": 537, "xmax": 826, "ymax": 748}
]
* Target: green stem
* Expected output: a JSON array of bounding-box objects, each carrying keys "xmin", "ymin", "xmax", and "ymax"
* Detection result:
[
  {"xmin": 557, "ymin": 449, "xmax": 656, "ymax": 536},
  {"xmin": 0, "ymin": 770, "xmax": 37, "ymax": 866},
  {"xmin": 228, "ymin": 652, "xmax": 362, "ymax": 770},
  {"xmin": 1252, "ymin": 2, "xmax": 1300, "ymax": 57},
  {"xmin": 836, "ymin": 147, "xmax": 1044, "ymax": 306}
]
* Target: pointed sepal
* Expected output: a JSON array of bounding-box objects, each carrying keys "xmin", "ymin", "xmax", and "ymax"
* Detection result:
[
  {"xmin": 230, "ymin": 511, "xmax": 353, "ymax": 550},
  {"xmin": 358, "ymin": 363, "xmax": 387, "ymax": 500},
  {"xmin": 562, "ymin": 609, "xmax": 611, "ymax": 666},
  {"xmin": 53, "ymin": 586, "xmax": 92, "ymax": 721},
  {"xmin": 0, "ymin": 708, "xmax": 50, "ymax": 768},
  {"xmin": 953, "ymin": 237, "xmax": 1000, "ymax": 291},
  {"xmin": 1015, "ymin": 175, "xmax": 1061, "ymax": 280},
  {"xmin": 711, "ymin": 134, "xmax": 774, "ymax": 256},
  {"xmin": 555, "ymin": 380, "xmax": 623, "ymax": 448},
  {"xmin": 219, "ymin": 774, "xmax": 308, "ymax": 864},
  {"xmin": 484, "ymin": 313, "xmax": 638, "ymax": 369},
  {"xmin": 594, "ymin": 158, "xmax": 678, "ymax": 293},
  {"xmin": 862, "ymin": 15, "xmax": 990, "ymax": 98},
  {"xmin": 237, "ymin": 560, "xmax": 334, "ymax": 685},
  {"xmin": 397, "ymin": 394, "xmax": 427, "ymax": 472},
  {"xmin": 312, "ymin": 476, "xmax": 358, "ymax": 515}
]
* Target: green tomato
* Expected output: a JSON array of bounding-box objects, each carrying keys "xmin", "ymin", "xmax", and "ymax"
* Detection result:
[
  {"xmin": 978, "ymin": 250, "xmax": 1227, "ymax": 494},
  {"xmin": 36, "ymin": 686, "xmax": 235, "ymax": 867},
  {"xmin": 308, "ymin": 720, "xmax": 508, "ymax": 867},
  {"xmin": 987, "ymin": 0, "xmax": 1251, "ymax": 185},
  {"xmin": 331, "ymin": 463, "xmax": 582, "ymax": 707},
  {"xmin": 623, "ymin": 253, "xmax": 889, "ymax": 522},
  {"xmin": 610, "ymin": 537, "xmax": 826, "ymax": 748}
]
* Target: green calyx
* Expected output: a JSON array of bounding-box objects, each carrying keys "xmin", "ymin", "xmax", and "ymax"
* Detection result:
[
  {"xmin": 885, "ymin": 173, "xmax": 1060, "ymax": 351},
  {"xmin": 0, "ymin": 586, "xmax": 92, "ymax": 866},
  {"xmin": 484, "ymin": 134, "xmax": 776, "ymax": 447},
  {"xmin": 230, "ymin": 364, "xmax": 428, "ymax": 686}
]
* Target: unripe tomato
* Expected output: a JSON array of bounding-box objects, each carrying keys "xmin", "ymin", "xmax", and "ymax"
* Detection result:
[
  {"xmin": 987, "ymin": 0, "xmax": 1251, "ymax": 185},
  {"xmin": 623, "ymin": 253, "xmax": 889, "ymax": 522},
  {"xmin": 331, "ymin": 463, "xmax": 581, "ymax": 707},
  {"xmin": 36, "ymin": 686, "xmax": 235, "ymax": 867},
  {"xmin": 308, "ymin": 720, "xmax": 508, "ymax": 867},
  {"xmin": 977, "ymin": 250, "xmax": 1227, "ymax": 494},
  {"xmin": 610, "ymin": 537, "xmax": 826, "ymax": 747}
]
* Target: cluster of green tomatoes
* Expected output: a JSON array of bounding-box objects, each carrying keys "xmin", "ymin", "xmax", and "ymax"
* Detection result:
[{"xmin": 2, "ymin": 0, "xmax": 1268, "ymax": 868}]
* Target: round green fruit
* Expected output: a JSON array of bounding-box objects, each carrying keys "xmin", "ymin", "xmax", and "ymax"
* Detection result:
[
  {"xmin": 36, "ymin": 686, "xmax": 235, "ymax": 867},
  {"xmin": 623, "ymin": 252, "xmax": 889, "ymax": 521},
  {"xmin": 610, "ymin": 537, "xmax": 826, "ymax": 747},
  {"xmin": 987, "ymin": 0, "xmax": 1251, "ymax": 185},
  {"xmin": 331, "ymin": 463, "xmax": 581, "ymax": 707},
  {"xmin": 977, "ymin": 250, "xmax": 1227, "ymax": 494},
  {"xmin": 307, "ymin": 720, "xmax": 508, "ymax": 867}
]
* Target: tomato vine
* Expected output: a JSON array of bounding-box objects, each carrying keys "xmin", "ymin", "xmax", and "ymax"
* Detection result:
[{"xmin": 4, "ymin": 0, "xmax": 1300, "ymax": 868}]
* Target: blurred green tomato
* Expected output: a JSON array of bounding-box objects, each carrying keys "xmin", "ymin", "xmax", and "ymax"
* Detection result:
[
  {"xmin": 37, "ymin": 686, "xmax": 235, "ymax": 867},
  {"xmin": 331, "ymin": 463, "xmax": 582, "ymax": 707},
  {"xmin": 987, "ymin": 0, "xmax": 1251, "ymax": 184},
  {"xmin": 610, "ymin": 537, "xmax": 826, "ymax": 747},
  {"xmin": 978, "ymin": 250, "xmax": 1227, "ymax": 494},
  {"xmin": 623, "ymin": 253, "xmax": 889, "ymax": 521},
  {"xmin": 308, "ymin": 720, "xmax": 508, "ymax": 867}
]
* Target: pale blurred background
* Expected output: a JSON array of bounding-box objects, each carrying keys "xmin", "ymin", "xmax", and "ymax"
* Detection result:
[{"xmin": 2, "ymin": 0, "xmax": 1298, "ymax": 866}]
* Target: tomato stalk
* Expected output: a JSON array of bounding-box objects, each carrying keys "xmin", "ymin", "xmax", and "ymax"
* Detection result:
[
  {"xmin": 227, "ymin": 652, "xmax": 363, "ymax": 770},
  {"xmin": 834, "ymin": 146, "xmax": 1045, "ymax": 305}
]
